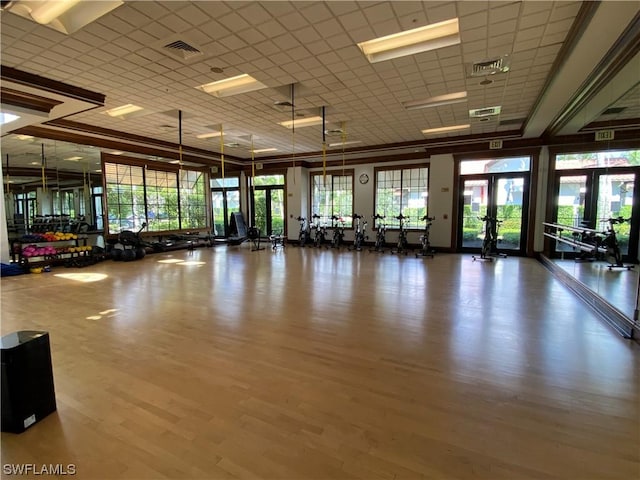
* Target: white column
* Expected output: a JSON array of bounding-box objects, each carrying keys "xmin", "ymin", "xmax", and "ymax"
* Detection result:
[{"xmin": 0, "ymin": 161, "xmax": 10, "ymax": 264}]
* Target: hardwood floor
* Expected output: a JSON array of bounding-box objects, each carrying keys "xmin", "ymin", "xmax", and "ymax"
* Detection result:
[{"xmin": 1, "ymin": 247, "xmax": 639, "ymax": 479}]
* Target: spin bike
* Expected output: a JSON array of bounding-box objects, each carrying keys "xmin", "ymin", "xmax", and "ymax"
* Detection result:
[
  {"xmin": 601, "ymin": 217, "xmax": 634, "ymax": 270},
  {"xmin": 296, "ymin": 216, "xmax": 311, "ymax": 246},
  {"xmin": 472, "ymin": 215, "xmax": 506, "ymax": 261},
  {"xmin": 330, "ymin": 215, "xmax": 345, "ymax": 249},
  {"xmin": 391, "ymin": 214, "xmax": 409, "ymax": 255},
  {"xmin": 415, "ymin": 215, "xmax": 435, "ymax": 258},
  {"xmin": 311, "ymin": 213, "xmax": 327, "ymax": 248},
  {"xmin": 369, "ymin": 214, "xmax": 387, "ymax": 253},
  {"xmin": 348, "ymin": 214, "xmax": 367, "ymax": 251}
]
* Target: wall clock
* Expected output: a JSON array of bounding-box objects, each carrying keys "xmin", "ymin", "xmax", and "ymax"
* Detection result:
[{"xmin": 359, "ymin": 173, "xmax": 369, "ymax": 184}]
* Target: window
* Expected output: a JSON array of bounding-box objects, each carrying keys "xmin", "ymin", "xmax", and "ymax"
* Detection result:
[
  {"xmin": 52, "ymin": 190, "xmax": 77, "ymax": 218},
  {"xmin": 104, "ymin": 161, "xmax": 208, "ymax": 234},
  {"xmin": 375, "ymin": 166, "xmax": 428, "ymax": 229},
  {"xmin": 145, "ymin": 169, "xmax": 179, "ymax": 231},
  {"xmin": 179, "ymin": 170, "xmax": 206, "ymax": 229},
  {"xmin": 555, "ymin": 150, "xmax": 640, "ymax": 170},
  {"xmin": 311, "ymin": 171, "xmax": 353, "ymax": 227},
  {"xmin": 460, "ymin": 156, "xmax": 530, "ymax": 174}
]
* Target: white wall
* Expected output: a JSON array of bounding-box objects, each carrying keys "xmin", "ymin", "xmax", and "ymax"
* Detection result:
[
  {"xmin": 426, "ymin": 154, "xmax": 455, "ymax": 248},
  {"xmin": 0, "ymin": 161, "xmax": 9, "ymax": 264},
  {"xmin": 286, "ymin": 166, "xmax": 308, "ymax": 240},
  {"xmin": 534, "ymin": 146, "xmax": 550, "ymax": 252}
]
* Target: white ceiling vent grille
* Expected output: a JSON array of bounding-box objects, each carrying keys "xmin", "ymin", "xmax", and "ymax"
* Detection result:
[
  {"xmin": 469, "ymin": 106, "xmax": 502, "ymax": 118},
  {"xmin": 153, "ymin": 36, "xmax": 207, "ymax": 63},
  {"xmin": 468, "ymin": 55, "xmax": 511, "ymax": 77},
  {"xmin": 163, "ymin": 40, "xmax": 202, "ymax": 60}
]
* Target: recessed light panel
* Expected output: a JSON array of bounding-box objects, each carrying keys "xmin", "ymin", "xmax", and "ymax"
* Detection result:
[
  {"xmin": 197, "ymin": 74, "xmax": 267, "ymax": 98},
  {"xmin": 104, "ymin": 104, "xmax": 144, "ymax": 118},
  {"xmin": 358, "ymin": 18, "xmax": 460, "ymax": 63},
  {"xmin": 422, "ymin": 124, "xmax": 470, "ymax": 135},
  {"xmin": 278, "ymin": 116, "xmax": 324, "ymax": 129},
  {"xmin": 403, "ymin": 91, "xmax": 467, "ymax": 110}
]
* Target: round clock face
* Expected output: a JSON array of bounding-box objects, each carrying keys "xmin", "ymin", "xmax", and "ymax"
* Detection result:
[{"xmin": 359, "ymin": 173, "xmax": 369, "ymax": 184}]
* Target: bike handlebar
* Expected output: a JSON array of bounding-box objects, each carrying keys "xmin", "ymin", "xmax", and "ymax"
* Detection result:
[
  {"xmin": 420, "ymin": 215, "xmax": 434, "ymax": 222},
  {"xmin": 605, "ymin": 216, "xmax": 630, "ymax": 225}
]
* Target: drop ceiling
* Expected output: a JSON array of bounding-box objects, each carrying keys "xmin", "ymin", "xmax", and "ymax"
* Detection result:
[{"xmin": 1, "ymin": 1, "xmax": 639, "ymax": 176}]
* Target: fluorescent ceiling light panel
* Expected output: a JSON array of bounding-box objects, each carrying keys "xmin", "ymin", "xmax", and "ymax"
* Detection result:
[
  {"xmin": 403, "ymin": 91, "xmax": 467, "ymax": 110},
  {"xmin": 278, "ymin": 116, "xmax": 324, "ymax": 129},
  {"xmin": 64, "ymin": 156, "xmax": 83, "ymax": 161},
  {"xmin": 422, "ymin": 124, "xmax": 470, "ymax": 135},
  {"xmin": 30, "ymin": 0, "xmax": 82, "ymax": 24},
  {"xmin": 0, "ymin": 113, "xmax": 20, "ymax": 125},
  {"xmin": 358, "ymin": 18, "xmax": 460, "ymax": 63},
  {"xmin": 328, "ymin": 140, "xmax": 362, "ymax": 147},
  {"xmin": 7, "ymin": 0, "xmax": 123, "ymax": 34},
  {"xmin": 104, "ymin": 104, "xmax": 144, "ymax": 117},
  {"xmin": 16, "ymin": 134, "xmax": 35, "ymax": 140},
  {"xmin": 196, "ymin": 132, "xmax": 222, "ymax": 139},
  {"xmin": 197, "ymin": 74, "xmax": 267, "ymax": 98},
  {"xmin": 253, "ymin": 148, "xmax": 278, "ymax": 153}
]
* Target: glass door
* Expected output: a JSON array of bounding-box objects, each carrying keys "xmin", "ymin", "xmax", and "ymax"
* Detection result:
[
  {"xmin": 460, "ymin": 178, "xmax": 488, "ymax": 249},
  {"xmin": 251, "ymin": 186, "xmax": 284, "ymax": 237},
  {"xmin": 495, "ymin": 176, "xmax": 526, "ymax": 251},
  {"xmin": 596, "ymin": 173, "xmax": 636, "ymax": 258},
  {"xmin": 552, "ymin": 170, "xmax": 638, "ymax": 261},
  {"xmin": 211, "ymin": 189, "xmax": 239, "ymax": 238},
  {"xmin": 458, "ymin": 174, "xmax": 529, "ymax": 254},
  {"xmin": 554, "ymin": 175, "xmax": 588, "ymax": 254}
]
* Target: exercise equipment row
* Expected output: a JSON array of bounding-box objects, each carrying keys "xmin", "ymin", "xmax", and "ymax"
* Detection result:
[{"xmin": 294, "ymin": 213, "xmax": 436, "ymax": 258}]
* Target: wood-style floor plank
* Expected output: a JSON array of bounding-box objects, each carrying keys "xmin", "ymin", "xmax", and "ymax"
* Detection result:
[{"xmin": 1, "ymin": 247, "xmax": 638, "ymax": 479}]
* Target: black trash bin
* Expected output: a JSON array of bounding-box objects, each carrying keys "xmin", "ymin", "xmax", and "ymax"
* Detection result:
[{"xmin": 1, "ymin": 331, "xmax": 56, "ymax": 433}]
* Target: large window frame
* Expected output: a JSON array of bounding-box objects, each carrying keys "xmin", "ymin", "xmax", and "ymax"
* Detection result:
[
  {"xmin": 549, "ymin": 148, "xmax": 640, "ymax": 261},
  {"xmin": 104, "ymin": 156, "xmax": 209, "ymax": 235},
  {"xmin": 374, "ymin": 165, "xmax": 429, "ymax": 229},
  {"xmin": 310, "ymin": 170, "xmax": 354, "ymax": 228}
]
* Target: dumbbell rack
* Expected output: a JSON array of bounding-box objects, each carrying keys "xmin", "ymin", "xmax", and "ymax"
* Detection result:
[{"xmin": 11, "ymin": 235, "xmax": 90, "ymax": 270}]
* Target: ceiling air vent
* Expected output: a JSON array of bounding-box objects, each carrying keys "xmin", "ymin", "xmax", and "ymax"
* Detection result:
[
  {"xmin": 469, "ymin": 106, "xmax": 501, "ymax": 118},
  {"xmin": 468, "ymin": 55, "xmax": 511, "ymax": 77},
  {"xmin": 499, "ymin": 117, "xmax": 526, "ymax": 126},
  {"xmin": 154, "ymin": 36, "xmax": 206, "ymax": 63},
  {"xmin": 602, "ymin": 106, "xmax": 627, "ymax": 115}
]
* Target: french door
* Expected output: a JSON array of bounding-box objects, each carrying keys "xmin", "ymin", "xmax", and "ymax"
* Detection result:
[
  {"xmin": 553, "ymin": 169, "xmax": 639, "ymax": 260},
  {"xmin": 459, "ymin": 173, "xmax": 529, "ymax": 255},
  {"xmin": 250, "ymin": 186, "xmax": 285, "ymax": 237},
  {"xmin": 211, "ymin": 189, "xmax": 239, "ymax": 238}
]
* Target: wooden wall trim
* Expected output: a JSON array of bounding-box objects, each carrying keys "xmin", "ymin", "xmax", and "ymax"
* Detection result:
[
  {"xmin": 1, "ymin": 65, "xmax": 105, "ymax": 105},
  {"xmin": 0, "ymin": 87, "xmax": 63, "ymax": 114}
]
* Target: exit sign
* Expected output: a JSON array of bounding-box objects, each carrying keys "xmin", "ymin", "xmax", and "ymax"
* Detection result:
[
  {"xmin": 595, "ymin": 130, "xmax": 615, "ymax": 141},
  {"xmin": 489, "ymin": 139, "xmax": 503, "ymax": 149}
]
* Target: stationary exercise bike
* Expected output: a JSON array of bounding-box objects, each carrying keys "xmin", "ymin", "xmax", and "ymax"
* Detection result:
[
  {"xmin": 330, "ymin": 215, "xmax": 345, "ymax": 249},
  {"xmin": 247, "ymin": 225, "xmax": 265, "ymax": 251},
  {"xmin": 369, "ymin": 214, "xmax": 387, "ymax": 253},
  {"xmin": 349, "ymin": 213, "xmax": 367, "ymax": 251},
  {"xmin": 415, "ymin": 215, "xmax": 435, "ymax": 258},
  {"xmin": 390, "ymin": 213, "xmax": 409, "ymax": 255},
  {"xmin": 311, "ymin": 213, "xmax": 327, "ymax": 248},
  {"xmin": 473, "ymin": 215, "xmax": 506, "ymax": 261},
  {"xmin": 601, "ymin": 216, "xmax": 634, "ymax": 270},
  {"xmin": 296, "ymin": 216, "xmax": 311, "ymax": 246}
]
